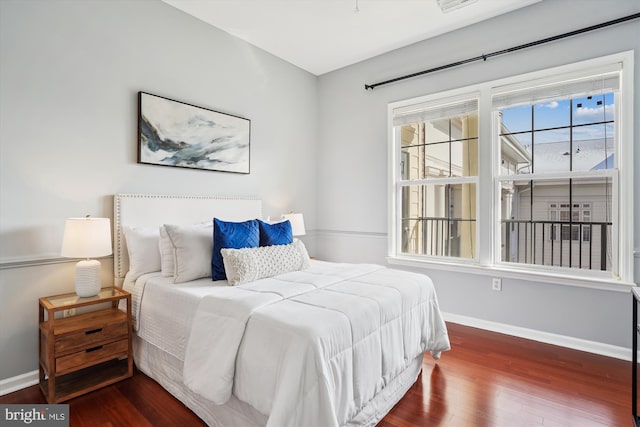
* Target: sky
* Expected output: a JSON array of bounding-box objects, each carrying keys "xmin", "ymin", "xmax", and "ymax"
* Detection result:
[{"xmin": 500, "ymin": 92, "xmax": 614, "ymax": 146}]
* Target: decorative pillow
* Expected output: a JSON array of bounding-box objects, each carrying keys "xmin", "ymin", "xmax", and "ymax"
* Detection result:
[
  {"xmin": 222, "ymin": 240, "xmax": 310, "ymax": 286},
  {"xmin": 211, "ymin": 218, "xmax": 259, "ymax": 281},
  {"xmin": 159, "ymin": 225, "xmax": 175, "ymax": 277},
  {"xmin": 258, "ymin": 219, "xmax": 293, "ymax": 247},
  {"xmin": 164, "ymin": 223, "xmax": 213, "ymax": 283},
  {"xmin": 123, "ymin": 226, "xmax": 161, "ymax": 281}
]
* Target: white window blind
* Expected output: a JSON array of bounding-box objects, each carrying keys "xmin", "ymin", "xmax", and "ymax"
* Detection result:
[
  {"xmin": 492, "ymin": 68, "xmax": 620, "ymax": 109},
  {"xmin": 393, "ymin": 99, "xmax": 478, "ymax": 126}
]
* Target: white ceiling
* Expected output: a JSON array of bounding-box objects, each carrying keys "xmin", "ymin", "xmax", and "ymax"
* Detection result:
[{"xmin": 162, "ymin": 0, "xmax": 541, "ymax": 76}]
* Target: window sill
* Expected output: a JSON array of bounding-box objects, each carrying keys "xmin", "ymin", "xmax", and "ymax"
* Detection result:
[{"xmin": 387, "ymin": 255, "xmax": 634, "ymax": 293}]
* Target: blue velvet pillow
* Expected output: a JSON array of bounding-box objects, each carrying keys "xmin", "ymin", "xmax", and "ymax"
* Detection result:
[
  {"xmin": 258, "ymin": 219, "xmax": 293, "ymax": 247},
  {"xmin": 211, "ymin": 218, "xmax": 259, "ymax": 281}
]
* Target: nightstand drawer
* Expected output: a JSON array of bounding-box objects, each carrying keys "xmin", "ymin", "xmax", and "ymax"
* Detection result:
[
  {"xmin": 56, "ymin": 339, "xmax": 128, "ymax": 375},
  {"xmin": 55, "ymin": 321, "xmax": 128, "ymax": 355}
]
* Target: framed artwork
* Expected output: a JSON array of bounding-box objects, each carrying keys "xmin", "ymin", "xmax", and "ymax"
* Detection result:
[{"xmin": 138, "ymin": 92, "xmax": 250, "ymax": 174}]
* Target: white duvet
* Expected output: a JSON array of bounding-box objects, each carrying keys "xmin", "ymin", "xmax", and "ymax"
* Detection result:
[{"xmin": 182, "ymin": 262, "xmax": 450, "ymax": 427}]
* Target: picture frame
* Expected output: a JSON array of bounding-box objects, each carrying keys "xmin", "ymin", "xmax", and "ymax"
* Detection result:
[{"xmin": 138, "ymin": 92, "xmax": 251, "ymax": 174}]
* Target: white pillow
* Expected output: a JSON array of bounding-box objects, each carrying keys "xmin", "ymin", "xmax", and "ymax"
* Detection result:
[
  {"xmin": 123, "ymin": 226, "xmax": 161, "ymax": 281},
  {"xmin": 221, "ymin": 240, "xmax": 310, "ymax": 286},
  {"xmin": 159, "ymin": 225, "xmax": 175, "ymax": 277},
  {"xmin": 163, "ymin": 223, "xmax": 213, "ymax": 283}
]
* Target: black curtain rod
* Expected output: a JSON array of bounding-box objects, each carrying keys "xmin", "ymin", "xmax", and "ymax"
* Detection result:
[{"xmin": 364, "ymin": 12, "xmax": 640, "ymax": 91}]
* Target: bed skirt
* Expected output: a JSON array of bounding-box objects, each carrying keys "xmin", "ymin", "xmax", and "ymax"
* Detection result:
[{"xmin": 133, "ymin": 335, "xmax": 424, "ymax": 427}]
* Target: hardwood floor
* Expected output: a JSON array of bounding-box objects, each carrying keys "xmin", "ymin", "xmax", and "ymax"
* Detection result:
[
  {"xmin": 1, "ymin": 322, "xmax": 631, "ymax": 426},
  {"xmin": 382, "ymin": 323, "xmax": 630, "ymax": 427}
]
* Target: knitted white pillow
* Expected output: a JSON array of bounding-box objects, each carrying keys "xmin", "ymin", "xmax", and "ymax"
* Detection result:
[{"xmin": 221, "ymin": 240, "xmax": 310, "ymax": 286}]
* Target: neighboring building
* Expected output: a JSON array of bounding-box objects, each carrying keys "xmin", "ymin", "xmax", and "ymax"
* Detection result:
[
  {"xmin": 503, "ymin": 136, "xmax": 614, "ymax": 271},
  {"xmin": 400, "ymin": 113, "xmax": 477, "ymax": 259}
]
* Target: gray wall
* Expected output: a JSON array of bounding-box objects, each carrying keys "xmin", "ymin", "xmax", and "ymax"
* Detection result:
[
  {"xmin": 316, "ymin": 0, "xmax": 640, "ymax": 348},
  {"xmin": 0, "ymin": 0, "xmax": 317, "ymax": 380}
]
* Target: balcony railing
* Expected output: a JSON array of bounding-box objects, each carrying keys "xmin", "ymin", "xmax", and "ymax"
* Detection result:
[
  {"xmin": 502, "ymin": 219, "xmax": 611, "ymax": 271},
  {"xmin": 401, "ymin": 217, "xmax": 475, "ymax": 258},
  {"xmin": 401, "ymin": 217, "xmax": 611, "ymax": 271}
]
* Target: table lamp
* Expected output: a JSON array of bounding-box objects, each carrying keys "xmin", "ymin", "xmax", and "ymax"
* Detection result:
[
  {"xmin": 281, "ymin": 213, "xmax": 306, "ymax": 237},
  {"xmin": 61, "ymin": 216, "xmax": 112, "ymax": 297}
]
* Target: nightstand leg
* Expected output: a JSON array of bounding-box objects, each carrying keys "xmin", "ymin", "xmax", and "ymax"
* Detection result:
[
  {"xmin": 38, "ymin": 305, "xmax": 45, "ymax": 398},
  {"xmin": 49, "ymin": 374, "xmax": 56, "ymax": 403},
  {"xmin": 47, "ymin": 308, "xmax": 55, "ymax": 403}
]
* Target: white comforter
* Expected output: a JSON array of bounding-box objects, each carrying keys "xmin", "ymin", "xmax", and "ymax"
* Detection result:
[{"xmin": 182, "ymin": 262, "xmax": 450, "ymax": 427}]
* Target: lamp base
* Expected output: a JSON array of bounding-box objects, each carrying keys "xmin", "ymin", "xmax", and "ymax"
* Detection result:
[{"xmin": 75, "ymin": 259, "xmax": 101, "ymax": 297}]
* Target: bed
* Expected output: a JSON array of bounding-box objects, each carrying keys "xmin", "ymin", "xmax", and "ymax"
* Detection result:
[{"xmin": 113, "ymin": 193, "xmax": 450, "ymax": 427}]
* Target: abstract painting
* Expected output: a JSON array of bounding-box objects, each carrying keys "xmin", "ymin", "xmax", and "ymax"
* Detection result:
[{"xmin": 138, "ymin": 92, "xmax": 250, "ymax": 174}]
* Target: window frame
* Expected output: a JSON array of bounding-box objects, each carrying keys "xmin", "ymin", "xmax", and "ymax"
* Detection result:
[
  {"xmin": 392, "ymin": 92, "xmax": 480, "ymax": 263},
  {"xmin": 387, "ymin": 51, "xmax": 634, "ymax": 291},
  {"xmin": 391, "ymin": 91, "xmax": 481, "ymax": 264}
]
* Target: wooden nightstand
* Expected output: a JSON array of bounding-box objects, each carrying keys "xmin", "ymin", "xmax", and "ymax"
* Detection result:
[{"xmin": 39, "ymin": 287, "xmax": 133, "ymax": 403}]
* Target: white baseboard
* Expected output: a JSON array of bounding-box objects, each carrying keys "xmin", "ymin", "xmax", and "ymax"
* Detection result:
[
  {"xmin": 0, "ymin": 370, "xmax": 39, "ymax": 396},
  {"xmin": 443, "ymin": 312, "xmax": 633, "ymax": 361}
]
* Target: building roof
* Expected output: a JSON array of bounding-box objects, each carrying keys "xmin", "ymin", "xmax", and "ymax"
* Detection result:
[{"xmin": 517, "ymin": 138, "xmax": 614, "ymax": 173}]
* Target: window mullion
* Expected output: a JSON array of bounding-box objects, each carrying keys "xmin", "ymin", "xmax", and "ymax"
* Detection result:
[
  {"xmin": 495, "ymin": 169, "xmax": 617, "ymax": 183},
  {"xmin": 399, "ymin": 177, "xmax": 478, "ymax": 187}
]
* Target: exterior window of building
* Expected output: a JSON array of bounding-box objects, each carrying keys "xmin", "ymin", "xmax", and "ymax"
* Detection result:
[
  {"xmin": 548, "ymin": 202, "xmax": 592, "ymax": 242},
  {"xmin": 388, "ymin": 52, "xmax": 633, "ymax": 286}
]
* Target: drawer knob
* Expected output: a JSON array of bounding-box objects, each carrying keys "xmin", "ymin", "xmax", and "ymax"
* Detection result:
[{"xmin": 85, "ymin": 328, "xmax": 103, "ymax": 335}]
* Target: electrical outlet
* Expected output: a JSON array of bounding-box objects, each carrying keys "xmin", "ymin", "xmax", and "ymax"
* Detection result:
[{"xmin": 492, "ymin": 278, "xmax": 502, "ymax": 291}]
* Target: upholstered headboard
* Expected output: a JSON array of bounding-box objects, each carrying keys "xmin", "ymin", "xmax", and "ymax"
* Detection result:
[{"xmin": 113, "ymin": 194, "xmax": 262, "ymax": 286}]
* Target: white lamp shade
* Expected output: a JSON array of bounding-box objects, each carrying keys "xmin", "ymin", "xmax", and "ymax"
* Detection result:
[
  {"xmin": 282, "ymin": 213, "xmax": 306, "ymax": 237},
  {"xmin": 61, "ymin": 217, "xmax": 112, "ymax": 258}
]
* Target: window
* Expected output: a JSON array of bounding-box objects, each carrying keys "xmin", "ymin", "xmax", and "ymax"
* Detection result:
[
  {"xmin": 547, "ymin": 202, "xmax": 592, "ymax": 242},
  {"xmin": 392, "ymin": 96, "xmax": 478, "ymax": 260},
  {"xmin": 496, "ymin": 70, "xmax": 617, "ymax": 272},
  {"xmin": 388, "ymin": 52, "xmax": 634, "ymax": 286}
]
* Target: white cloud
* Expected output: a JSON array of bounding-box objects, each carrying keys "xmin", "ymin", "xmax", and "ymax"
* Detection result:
[
  {"xmin": 541, "ymin": 101, "xmax": 559, "ymax": 109},
  {"xmin": 574, "ymin": 104, "xmax": 613, "ymax": 122}
]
